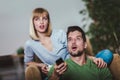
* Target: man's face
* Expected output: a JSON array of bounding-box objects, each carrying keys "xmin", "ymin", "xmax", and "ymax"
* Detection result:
[{"xmin": 67, "ymin": 31, "xmax": 87, "ymax": 57}]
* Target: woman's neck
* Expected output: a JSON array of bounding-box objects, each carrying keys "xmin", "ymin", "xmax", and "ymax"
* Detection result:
[
  {"xmin": 37, "ymin": 32, "xmax": 49, "ymax": 41},
  {"xmin": 38, "ymin": 34, "xmax": 53, "ymax": 51}
]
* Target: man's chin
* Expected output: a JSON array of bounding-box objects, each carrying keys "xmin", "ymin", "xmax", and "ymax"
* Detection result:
[
  {"xmin": 70, "ymin": 51, "xmax": 83, "ymax": 57},
  {"xmin": 70, "ymin": 52, "xmax": 78, "ymax": 57}
]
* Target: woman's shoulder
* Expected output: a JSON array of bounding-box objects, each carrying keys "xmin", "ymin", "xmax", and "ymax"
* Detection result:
[
  {"xmin": 51, "ymin": 29, "xmax": 67, "ymax": 45},
  {"xmin": 52, "ymin": 29, "xmax": 65, "ymax": 33},
  {"xmin": 52, "ymin": 29, "xmax": 66, "ymax": 37},
  {"xmin": 25, "ymin": 39, "xmax": 37, "ymax": 46}
]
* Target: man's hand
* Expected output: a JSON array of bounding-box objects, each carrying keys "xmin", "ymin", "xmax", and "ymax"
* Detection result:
[
  {"xmin": 39, "ymin": 63, "xmax": 49, "ymax": 75},
  {"xmin": 54, "ymin": 62, "xmax": 67, "ymax": 75},
  {"xmin": 49, "ymin": 62, "xmax": 67, "ymax": 80}
]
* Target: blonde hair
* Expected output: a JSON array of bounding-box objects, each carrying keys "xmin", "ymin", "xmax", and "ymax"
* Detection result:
[
  {"xmin": 86, "ymin": 36, "xmax": 93, "ymax": 56},
  {"xmin": 29, "ymin": 8, "xmax": 52, "ymax": 40}
]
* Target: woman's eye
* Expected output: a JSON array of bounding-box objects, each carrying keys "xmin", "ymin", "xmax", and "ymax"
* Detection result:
[
  {"xmin": 43, "ymin": 17, "xmax": 48, "ymax": 20},
  {"xmin": 34, "ymin": 17, "xmax": 39, "ymax": 21}
]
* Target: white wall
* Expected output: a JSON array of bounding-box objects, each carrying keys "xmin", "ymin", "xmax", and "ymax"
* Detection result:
[{"xmin": 0, "ymin": 0, "xmax": 92, "ymax": 56}]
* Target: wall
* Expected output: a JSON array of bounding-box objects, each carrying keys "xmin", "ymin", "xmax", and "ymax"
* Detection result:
[{"xmin": 0, "ymin": 0, "xmax": 92, "ymax": 55}]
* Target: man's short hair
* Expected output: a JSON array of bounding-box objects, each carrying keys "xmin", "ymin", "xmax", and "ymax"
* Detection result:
[{"xmin": 67, "ymin": 26, "xmax": 86, "ymax": 42}]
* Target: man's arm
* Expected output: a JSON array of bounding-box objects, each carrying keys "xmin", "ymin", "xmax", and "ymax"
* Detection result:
[{"xmin": 49, "ymin": 71, "xmax": 60, "ymax": 80}]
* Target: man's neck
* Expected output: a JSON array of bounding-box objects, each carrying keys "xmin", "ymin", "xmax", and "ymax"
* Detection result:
[{"xmin": 71, "ymin": 53, "xmax": 87, "ymax": 66}]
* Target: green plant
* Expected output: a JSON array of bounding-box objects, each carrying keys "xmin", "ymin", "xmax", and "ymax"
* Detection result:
[
  {"xmin": 81, "ymin": 0, "xmax": 120, "ymax": 54},
  {"xmin": 17, "ymin": 47, "xmax": 24, "ymax": 55}
]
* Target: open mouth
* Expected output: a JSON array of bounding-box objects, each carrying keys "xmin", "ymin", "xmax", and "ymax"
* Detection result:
[
  {"xmin": 72, "ymin": 46, "xmax": 77, "ymax": 51},
  {"xmin": 39, "ymin": 25, "xmax": 44, "ymax": 29}
]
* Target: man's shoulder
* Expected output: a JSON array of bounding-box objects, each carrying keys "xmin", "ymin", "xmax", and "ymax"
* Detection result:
[
  {"xmin": 87, "ymin": 58, "xmax": 110, "ymax": 72},
  {"xmin": 86, "ymin": 58, "xmax": 99, "ymax": 68},
  {"xmin": 65, "ymin": 58, "xmax": 71, "ymax": 62}
]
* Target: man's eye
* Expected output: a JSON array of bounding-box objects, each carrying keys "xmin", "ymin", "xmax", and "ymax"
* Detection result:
[
  {"xmin": 77, "ymin": 37, "xmax": 81, "ymax": 40},
  {"xmin": 68, "ymin": 38, "xmax": 71, "ymax": 42}
]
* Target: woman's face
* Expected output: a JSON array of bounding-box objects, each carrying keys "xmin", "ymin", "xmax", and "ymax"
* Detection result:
[{"xmin": 33, "ymin": 14, "xmax": 48, "ymax": 33}]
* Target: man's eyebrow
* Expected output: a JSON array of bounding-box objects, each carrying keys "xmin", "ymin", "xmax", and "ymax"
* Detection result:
[
  {"xmin": 76, "ymin": 35, "xmax": 82, "ymax": 37},
  {"xmin": 67, "ymin": 37, "xmax": 71, "ymax": 39}
]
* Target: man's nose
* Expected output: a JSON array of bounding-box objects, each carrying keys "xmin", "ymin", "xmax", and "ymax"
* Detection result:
[{"xmin": 72, "ymin": 39, "xmax": 76, "ymax": 44}]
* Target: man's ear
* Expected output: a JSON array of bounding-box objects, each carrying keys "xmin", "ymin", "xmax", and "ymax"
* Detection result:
[{"xmin": 84, "ymin": 42, "xmax": 87, "ymax": 49}]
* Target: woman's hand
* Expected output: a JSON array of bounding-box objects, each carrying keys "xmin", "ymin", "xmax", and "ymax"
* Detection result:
[
  {"xmin": 93, "ymin": 57, "xmax": 107, "ymax": 68},
  {"xmin": 38, "ymin": 63, "xmax": 49, "ymax": 75}
]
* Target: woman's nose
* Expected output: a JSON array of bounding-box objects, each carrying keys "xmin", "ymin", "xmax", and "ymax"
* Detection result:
[{"xmin": 40, "ymin": 20, "xmax": 43, "ymax": 24}]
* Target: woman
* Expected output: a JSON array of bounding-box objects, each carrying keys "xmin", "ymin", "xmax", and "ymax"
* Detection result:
[{"xmin": 24, "ymin": 7, "xmax": 106, "ymax": 80}]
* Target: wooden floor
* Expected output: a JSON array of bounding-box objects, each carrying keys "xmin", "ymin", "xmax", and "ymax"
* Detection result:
[{"xmin": 0, "ymin": 55, "xmax": 25, "ymax": 80}]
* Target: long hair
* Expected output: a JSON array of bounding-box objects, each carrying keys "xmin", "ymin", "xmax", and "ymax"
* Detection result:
[{"xmin": 86, "ymin": 36, "xmax": 93, "ymax": 56}]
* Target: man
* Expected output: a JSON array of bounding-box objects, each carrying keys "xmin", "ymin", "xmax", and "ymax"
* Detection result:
[{"xmin": 48, "ymin": 26, "xmax": 113, "ymax": 80}]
